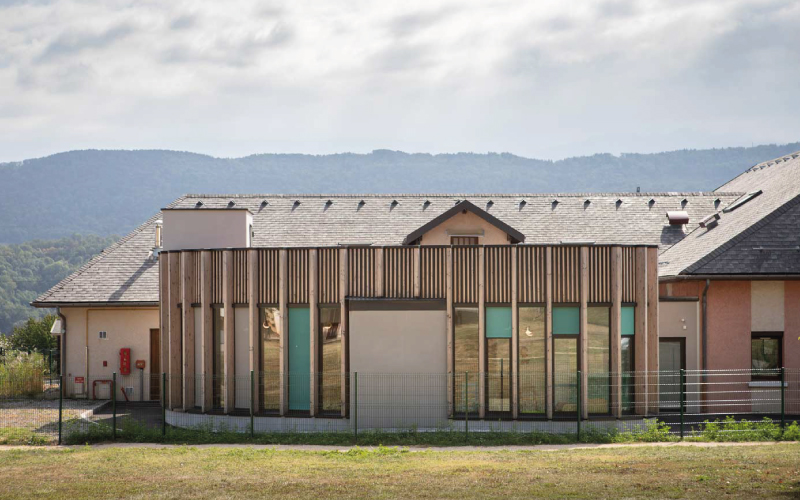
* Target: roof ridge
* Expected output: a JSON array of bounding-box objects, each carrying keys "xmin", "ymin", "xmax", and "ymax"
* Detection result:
[
  {"xmin": 178, "ymin": 192, "xmax": 740, "ymax": 199},
  {"xmin": 34, "ymin": 213, "xmax": 162, "ymax": 303},
  {"xmin": 714, "ymin": 150, "xmax": 800, "ymax": 191}
]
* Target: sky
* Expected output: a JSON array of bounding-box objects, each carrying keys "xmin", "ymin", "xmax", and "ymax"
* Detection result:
[{"xmin": 0, "ymin": 0, "xmax": 798, "ymax": 162}]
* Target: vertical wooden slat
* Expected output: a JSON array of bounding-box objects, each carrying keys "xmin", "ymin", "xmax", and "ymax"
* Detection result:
[
  {"xmin": 545, "ymin": 247, "xmax": 553, "ymax": 419},
  {"xmin": 168, "ymin": 252, "xmax": 181, "ymax": 409},
  {"xmin": 647, "ymin": 247, "xmax": 659, "ymax": 414},
  {"xmin": 579, "ymin": 246, "xmax": 589, "ymax": 420},
  {"xmin": 193, "ymin": 252, "xmax": 201, "ymax": 304},
  {"xmin": 309, "ymin": 249, "xmax": 318, "ymax": 416},
  {"xmin": 201, "ymin": 251, "xmax": 213, "ymax": 412},
  {"xmin": 511, "ymin": 245, "xmax": 519, "ymax": 419},
  {"xmin": 478, "ymin": 246, "xmax": 485, "ymax": 419},
  {"xmin": 248, "ymin": 248, "xmax": 259, "ymax": 412},
  {"xmin": 588, "ymin": 246, "xmax": 611, "ymax": 303},
  {"xmin": 634, "ymin": 247, "xmax": 648, "ymax": 415},
  {"xmin": 278, "ymin": 249, "xmax": 288, "ymax": 416},
  {"xmin": 222, "ymin": 250, "xmax": 235, "ymax": 414},
  {"xmin": 181, "ymin": 251, "xmax": 195, "ymax": 410},
  {"xmin": 622, "ymin": 247, "xmax": 636, "ymax": 303},
  {"xmin": 610, "ymin": 246, "xmax": 622, "ymax": 418},
  {"xmin": 446, "ymin": 247, "xmax": 454, "ymax": 417},
  {"xmin": 376, "ymin": 247, "xmax": 384, "ymax": 297},
  {"xmin": 159, "ymin": 255, "xmax": 169, "ymax": 404},
  {"xmin": 340, "ymin": 248, "xmax": 348, "ymax": 417}
]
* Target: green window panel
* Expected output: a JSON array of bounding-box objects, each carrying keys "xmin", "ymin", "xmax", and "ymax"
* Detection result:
[
  {"xmin": 486, "ymin": 306, "xmax": 512, "ymax": 339},
  {"xmin": 553, "ymin": 306, "xmax": 579, "ymax": 335},
  {"xmin": 621, "ymin": 306, "xmax": 635, "ymax": 336},
  {"xmin": 288, "ymin": 307, "xmax": 310, "ymax": 412}
]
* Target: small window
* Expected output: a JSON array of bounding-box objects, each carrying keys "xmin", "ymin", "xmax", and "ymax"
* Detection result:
[
  {"xmin": 751, "ymin": 333, "xmax": 782, "ymax": 379},
  {"xmin": 98, "ymin": 331, "xmax": 107, "ymax": 339},
  {"xmin": 451, "ymin": 236, "xmax": 479, "ymax": 245},
  {"xmin": 723, "ymin": 190, "xmax": 762, "ymax": 213}
]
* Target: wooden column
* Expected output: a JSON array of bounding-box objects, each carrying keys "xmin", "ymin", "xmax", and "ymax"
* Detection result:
[
  {"xmin": 579, "ymin": 247, "xmax": 589, "ymax": 420},
  {"xmin": 413, "ymin": 246, "xmax": 421, "ymax": 298},
  {"xmin": 248, "ymin": 249, "xmax": 259, "ymax": 413},
  {"xmin": 511, "ymin": 245, "xmax": 519, "ymax": 419},
  {"xmin": 278, "ymin": 249, "xmax": 288, "ymax": 416},
  {"xmin": 445, "ymin": 247, "xmax": 454, "ymax": 417},
  {"xmin": 545, "ymin": 247, "xmax": 554, "ymax": 420},
  {"xmin": 222, "ymin": 250, "xmax": 235, "ymax": 414},
  {"xmin": 308, "ymin": 249, "xmax": 318, "ymax": 417},
  {"xmin": 339, "ymin": 248, "xmax": 348, "ymax": 417},
  {"xmin": 634, "ymin": 247, "xmax": 649, "ymax": 415},
  {"xmin": 646, "ymin": 247, "xmax": 660, "ymax": 414},
  {"xmin": 610, "ymin": 246, "xmax": 623, "ymax": 418},
  {"xmin": 478, "ymin": 246, "xmax": 486, "ymax": 419},
  {"xmin": 181, "ymin": 252, "xmax": 195, "ymax": 410},
  {"xmin": 159, "ymin": 255, "xmax": 169, "ymax": 404},
  {"xmin": 375, "ymin": 247, "xmax": 384, "ymax": 297},
  {"xmin": 168, "ymin": 252, "xmax": 182, "ymax": 409},
  {"xmin": 200, "ymin": 251, "xmax": 213, "ymax": 412}
]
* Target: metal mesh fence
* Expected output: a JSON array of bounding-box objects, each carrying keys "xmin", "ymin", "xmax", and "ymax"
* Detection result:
[{"xmin": 1, "ymin": 368, "xmax": 798, "ymax": 443}]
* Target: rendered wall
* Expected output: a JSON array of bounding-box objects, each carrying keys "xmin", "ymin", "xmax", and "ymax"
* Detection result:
[{"xmin": 162, "ymin": 209, "xmax": 252, "ymax": 251}]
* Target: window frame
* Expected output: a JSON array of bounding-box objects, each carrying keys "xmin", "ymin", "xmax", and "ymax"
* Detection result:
[
  {"xmin": 751, "ymin": 332, "xmax": 783, "ymax": 380},
  {"xmin": 317, "ymin": 303, "xmax": 343, "ymax": 416}
]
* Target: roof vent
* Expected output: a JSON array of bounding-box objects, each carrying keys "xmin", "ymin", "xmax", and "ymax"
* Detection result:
[
  {"xmin": 518, "ymin": 199, "xmax": 526, "ymax": 211},
  {"xmin": 714, "ymin": 198, "xmax": 721, "ymax": 209},
  {"xmin": 680, "ymin": 199, "xmax": 688, "ymax": 209},
  {"xmin": 260, "ymin": 200, "xmax": 269, "ymax": 208},
  {"xmin": 615, "ymin": 199, "xmax": 623, "ymax": 209},
  {"xmin": 551, "ymin": 199, "xmax": 559, "ymax": 210},
  {"xmin": 195, "ymin": 201, "xmax": 204, "ymax": 208},
  {"xmin": 486, "ymin": 200, "xmax": 493, "ymax": 210},
  {"xmin": 636, "ymin": 186, "xmax": 641, "ymax": 193},
  {"xmin": 699, "ymin": 213, "xmax": 721, "ymax": 229},
  {"xmin": 358, "ymin": 200, "xmax": 366, "ymax": 210},
  {"xmin": 723, "ymin": 190, "xmax": 762, "ymax": 213},
  {"xmin": 227, "ymin": 200, "xmax": 236, "ymax": 208},
  {"xmin": 325, "ymin": 199, "xmax": 333, "ymax": 210},
  {"xmin": 390, "ymin": 200, "xmax": 398, "ymax": 210},
  {"xmin": 648, "ymin": 199, "xmax": 656, "ymax": 208},
  {"xmin": 583, "ymin": 199, "xmax": 591, "ymax": 209},
  {"xmin": 423, "ymin": 200, "xmax": 431, "ymax": 210},
  {"xmin": 667, "ymin": 211, "xmax": 689, "ymax": 225},
  {"xmin": 292, "ymin": 200, "xmax": 301, "ymax": 211}
]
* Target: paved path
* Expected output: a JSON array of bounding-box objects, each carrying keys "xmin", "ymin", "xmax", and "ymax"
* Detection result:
[{"xmin": 1, "ymin": 441, "xmax": 796, "ymax": 452}]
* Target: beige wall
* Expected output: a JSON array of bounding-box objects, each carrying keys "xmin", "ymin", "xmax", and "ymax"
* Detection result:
[
  {"xmin": 162, "ymin": 209, "xmax": 253, "ymax": 251},
  {"xmin": 658, "ymin": 301, "xmax": 700, "ymax": 371},
  {"xmin": 419, "ymin": 210, "xmax": 510, "ymax": 245},
  {"xmin": 60, "ymin": 307, "xmax": 159, "ymax": 399},
  {"xmin": 751, "ymin": 281, "xmax": 785, "ymax": 332}
]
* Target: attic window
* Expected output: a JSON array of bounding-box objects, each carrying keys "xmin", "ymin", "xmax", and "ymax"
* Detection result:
[
  {"xmin": 195, "ymin": 201, "xmax": 204, "ymax": 208},
  {"xmin": 723, "ymin": 190, "xmax": 762, "ymax": 213}
]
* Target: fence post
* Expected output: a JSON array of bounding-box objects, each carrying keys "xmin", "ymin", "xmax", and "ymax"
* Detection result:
[
  {"xmin": 576, "ymin": 370, "xmax": 582, "ymax": 442},
  {"xmin": 464, "ymin": 372, "xmax": 469, "ymax": 441},
  {"xmin": 679, "ymin": 369, "xmax": 685, "ymax": 440},
  {"xmin": 162, "ymin": 373, "xmax": 167, "ymax": 437},
  {"xmin": 250, "ymin": 370, "xmax": 255, "ymax": 438},
  {"xmin": 58, "ymin": 374, "xmax": 63, "ymax": 445},
  {"xmin": 112, "ymin": 372, "xmax": 117, "ymax": 440},
  {"xmin": 781, "ymin": 367, "xmax": 786, "ymax": 431},
  {"xmin": 353, "ymin": 372, "xmax": 358, "ymax": 441}
]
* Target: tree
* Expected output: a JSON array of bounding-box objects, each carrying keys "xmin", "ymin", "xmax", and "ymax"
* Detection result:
[{"xmin": 8, "ymin": 315, "xmax": 56, "ymax": 351}]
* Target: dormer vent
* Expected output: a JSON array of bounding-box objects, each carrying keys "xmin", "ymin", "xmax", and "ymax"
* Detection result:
[
  {"xmin": 486, "ymin": 200, "xmax": 494, "ymax": 210},
  {"xmin": 681, "ymin": 199, "xmax": 688, "ymax": 209},
  {"xmin": 648, "ymin": 199, "xmax": 656, "ymax": 208},
  {"xmin": 390, "ymin": 200, "xmax": 398, "ymax": 210},
  {"xmin": 260, "ymin": 200, "xmax": 269, "ymax": 208},
  {"xmin": 583, "ymin": 199, "xmax": 591, "ymax": 209},
  {"xmin": 325, "ymin": 199, "xmax": 333, "ymax": 209},
  {"xmin": 358, "ymin": 200, "xmax": 366, "ymax": 210},
  {"xmin": 667, "ymin": 211, "xmax": 689, "ymax": 225},
  {"xmin": 292, "ymin": 200, "xmax": 301, "ymax": 211},
  {"xmin": 195, "ymin": 201, "xmax": 204, "ymax": 208},
  {"xmin": 714, "ymin": 198, "xmax": 721, "ymax": 209},
  {"xmin": 227, "ymin": 200, "xmax": 236, "ymax": 208},
  {"xmin": 423, "ymin": 200, "xmax": 431, "ymax": 210},
  {"xmin": 615, "ymin": 199, "xmax": 623, "ymax": 209},
  {"xmin": 518, "ymin": 199, "xmax": 526, "ymax": 211},
  {"xmin": 551, "ymin": 199, "xmax": 559, "ymax": 210}
]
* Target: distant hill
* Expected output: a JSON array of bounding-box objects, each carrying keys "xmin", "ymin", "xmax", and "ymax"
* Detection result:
[{"xmin": 1, "ymin": 143, "xmax": 798, "ymax": 244}]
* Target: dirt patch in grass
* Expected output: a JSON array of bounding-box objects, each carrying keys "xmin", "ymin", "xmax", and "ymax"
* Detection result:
[{"xmin": 0, "ymin": 443, "xmax": 798, "ymax": 499}]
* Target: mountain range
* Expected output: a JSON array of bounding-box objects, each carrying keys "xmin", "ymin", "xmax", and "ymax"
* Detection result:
[{"xmin": 1, "ymin": 143, "xmax": 799, "ymax": 244}]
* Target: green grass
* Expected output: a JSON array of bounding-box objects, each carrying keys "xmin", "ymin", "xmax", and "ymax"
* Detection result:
[
  {"xmin": 0, "ymin": 427, "xmax": 49, "ymax": 446},
  {"xmin": 1, "ymin": 444, "xmax": 799, "ymax": 499}
]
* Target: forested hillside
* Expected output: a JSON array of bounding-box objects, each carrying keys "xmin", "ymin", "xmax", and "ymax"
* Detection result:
[
  {"xmin": 0, "ymin": 235, "xmax": 117, "ymax": 333},
  {"xmin": 1, "ymin": 143, "xmax": 798, "ymax": 243}
]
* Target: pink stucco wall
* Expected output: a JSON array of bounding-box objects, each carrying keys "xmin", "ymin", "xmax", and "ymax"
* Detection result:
[
  {"xmin": 785, "ymin": 282, "xmax": 800, "ymax": 414},
  {"xmin": 706, "ymin": 281, "xmax": 751, "ymax": 371}
]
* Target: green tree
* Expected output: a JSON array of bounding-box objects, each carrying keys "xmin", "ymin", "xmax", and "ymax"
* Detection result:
[{"xmin": 8, "ymin": 315, "xmax": 56, "ymax": 351}]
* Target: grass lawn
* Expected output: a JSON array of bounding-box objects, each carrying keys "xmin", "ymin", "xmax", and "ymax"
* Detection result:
[{"xmin": 0, "ymin": 444, "xmax": 798, "ymax": 499}]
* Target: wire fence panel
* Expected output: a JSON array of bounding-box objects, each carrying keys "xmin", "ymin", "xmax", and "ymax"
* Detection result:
[{"xmin": 1, "ymin": 368, "xmax": 798, "ymax": 443}]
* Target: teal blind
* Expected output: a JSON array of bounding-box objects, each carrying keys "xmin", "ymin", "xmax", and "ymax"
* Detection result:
[
  {"xmin": 621, "ymin": 306, "xmax": 635, "ymax": 336},
  {"xmin": 486, "ymin": 307, "xmax": 512, "ymax": 338},
  {"xmin": 553, "ymin": 307, "xmax": 579, "ymax": 335}
]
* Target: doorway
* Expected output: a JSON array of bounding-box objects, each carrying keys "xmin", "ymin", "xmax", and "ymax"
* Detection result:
[
  {"xmin": 659, "ymin": 338, "xmax": 685, "ymax": 411},
  {"xmin": 149, "ymin": 329, "xmax": 160, "ymax": 401}
]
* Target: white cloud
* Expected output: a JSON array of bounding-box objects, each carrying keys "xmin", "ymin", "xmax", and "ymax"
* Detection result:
[{"xmin": 0, "ymin": 0, "xmax": 798, "ymax": 161}]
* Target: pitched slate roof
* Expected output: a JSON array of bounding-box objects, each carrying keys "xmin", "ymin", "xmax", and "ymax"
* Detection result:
[
  {"xmin": 659, "ymin": 152, "xmax": 800, "ymax": 277},
  {"xmin": 35, "ymin": 190, "xmax": 743, "ymax": 306}
]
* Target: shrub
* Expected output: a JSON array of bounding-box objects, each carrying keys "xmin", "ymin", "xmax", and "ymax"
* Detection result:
[{"xmin": 0, "ymin": 351, "xmax": 46, "ymax": 397}]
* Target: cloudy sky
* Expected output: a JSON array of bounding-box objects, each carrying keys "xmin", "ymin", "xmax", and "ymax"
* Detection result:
[{"xmin": 1, "ymin": 0, "xmax": 798, "ymax": 162}]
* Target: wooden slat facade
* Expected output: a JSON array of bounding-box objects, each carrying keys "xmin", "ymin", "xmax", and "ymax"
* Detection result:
[
  {"xmin": 552, "ymin": 246, "xmax": 580, "ymax": 303},
  {"xmin": 257, "ymin": 249, "xmax": 280, "ymax": 304},
  {"xmin": 588, "ymin": 246, "xmax": 611, "ymax": 303},
  {"xmin": 453, "ymin": 246, "xmax": 479, "ymax": 303},
  {"xmin": 192, "ymin": 251, "xmax": 201, "ymax": 304},
  {"xmin": 288, "ymin": 249, "xmax": 309, "ymax": 304},
  {"xmin": 420, "ymin": 246, "xmax": 447, "ymax": 299},
  {"xmin": 484, "ymin": 246, "xmax": 511, "ymax": 303},
  {"xmin": 211, "ymin": 250, "xmax": 223, "ymax": 304},
  {"xmin": 232, "ymin": 249, "xmax": 248, "ymax": 304},
  {"xmin": 622, "ymin": 247, "xmax": 636, "ymax": 303},
  {"xmin": 317, "ymin": 247, "xmax": 340, "ymax": 304},
  {"xmin": 516, "ymin": 246, "xmax": 546, "ymax": 303},
  {"xmin": 347, "ymin": 247, "xmax": 377, "ymax": 297},
  {"xmin": 383, "ymin": 247, "xmax": 415, "ymax": 298}
]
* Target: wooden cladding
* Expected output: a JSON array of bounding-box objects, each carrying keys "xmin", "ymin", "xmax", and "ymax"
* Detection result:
[
  {"xmin": 484, "ymin": 246, "xmax": 511, "ymax": 303},
  {"xmin": 453, "ymin": 246, "xmax": 480, "ymax": 303},
  {"xmin": 383, "ymin": 247, "xmax": 415, "ymax": 298},
  {"xmin": 317, "ymin": 248, "xmax": 340, "ymax": 304},
  {"xmin": 287, "ymin": 249, "xmax": 309, "ymax": 304},
  {"xmin": 588, "ymin": 246, "xmax": 611, "ymax": 303},
  {"xmin": 420, "ymin": 247, "xmax": 446, "ymax": 299},
  {"xmin": 517, "ymin": 246, "xmax": 546, "ymax": 303},
  {"xmin": 211, "ymin": 250, "xmax": 223, "ymax": 303},
  {"xmin": 552, "ymin": 246, "xmax": 580, "ymax": 303},
  {"xmin": 177, "ymin": 244, "xmax": 644, "ymax": 306},
  {"xmin": 348, "ymin": 247, "xmax": 377, "ymax": 297},
  {"xmin": 622, "ymin": 247, "xmax": 636, "ymax": 303}
]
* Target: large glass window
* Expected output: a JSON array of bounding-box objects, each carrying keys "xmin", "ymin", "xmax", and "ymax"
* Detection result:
[
  {"xmin": 260, "ymin": 307, "xmax": 281, "ymax": 412},
  {"xmin": 212, "ymin": 307, "xmax": 225, "ymax": 409},
  {"xmin": 319, "ymin": 305, "xmax": 342, "ymax": 413},
  {"xmin": 752, "ymin": 334, "xmax": 782, "ymax": 379},
  {"xmin": 486, "ymin": 307, "xmax": 511, "ymax": 414},
  {"xmin": 553, "ymin": 337, "xmax": 578, "ymax": 413},
  {"xmin": 621, "ymin": 337, "xmax": 635, "ymax": 414},
  {"xmin": 587, "ymin": 307, "xmax": 610, "ymax": 414},
  {"xmin": 454, "ymin": 307, "xmax": 479, "ymax": 414},
  {"xmin": 519, "ymin": 306, "xmax": 545, "ymax": 415}
]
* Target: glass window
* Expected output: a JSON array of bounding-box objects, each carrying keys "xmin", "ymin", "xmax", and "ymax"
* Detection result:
[
  {"xmin": 519, "ymin": 306, "xmax": 545, "ymax": 414},
  {"xmin": 621, "ymin": 306, "xmax": 635, "ymax": 336},
  {"xmin": 260, "ymin": 307, "xmax": 281, "ymax": 412},
  {"xmin": 454, "ymin": 307, "xmax": 479, "ymax": 414},
  {"xmin": 751, "ymin": 335, "xmax": 781, "ymax": 378},
  {"xmin": 621, "ymin": 337, "xmax": 635, "ymax": 414},
  {"xmin": 212, "ymin": 307, "xmax": 225, "ymax": 409},
  {"xmin": 553, "ymin": 307, "xmax": 579, "ymax": 335},
  {"xmin": 553, "ymin": 337, "xmax": 578, "ymax": 413},
  {"xmin": 487, "ymin": 338, "xmax": 510, "ymax": 413},
  {"xmin": 319, "ymin": 305, "xmax": 342, "ymax": 413},
  {"xmin": 587, "ymin": 307, "xmax": 610, "ymax": 414}
]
